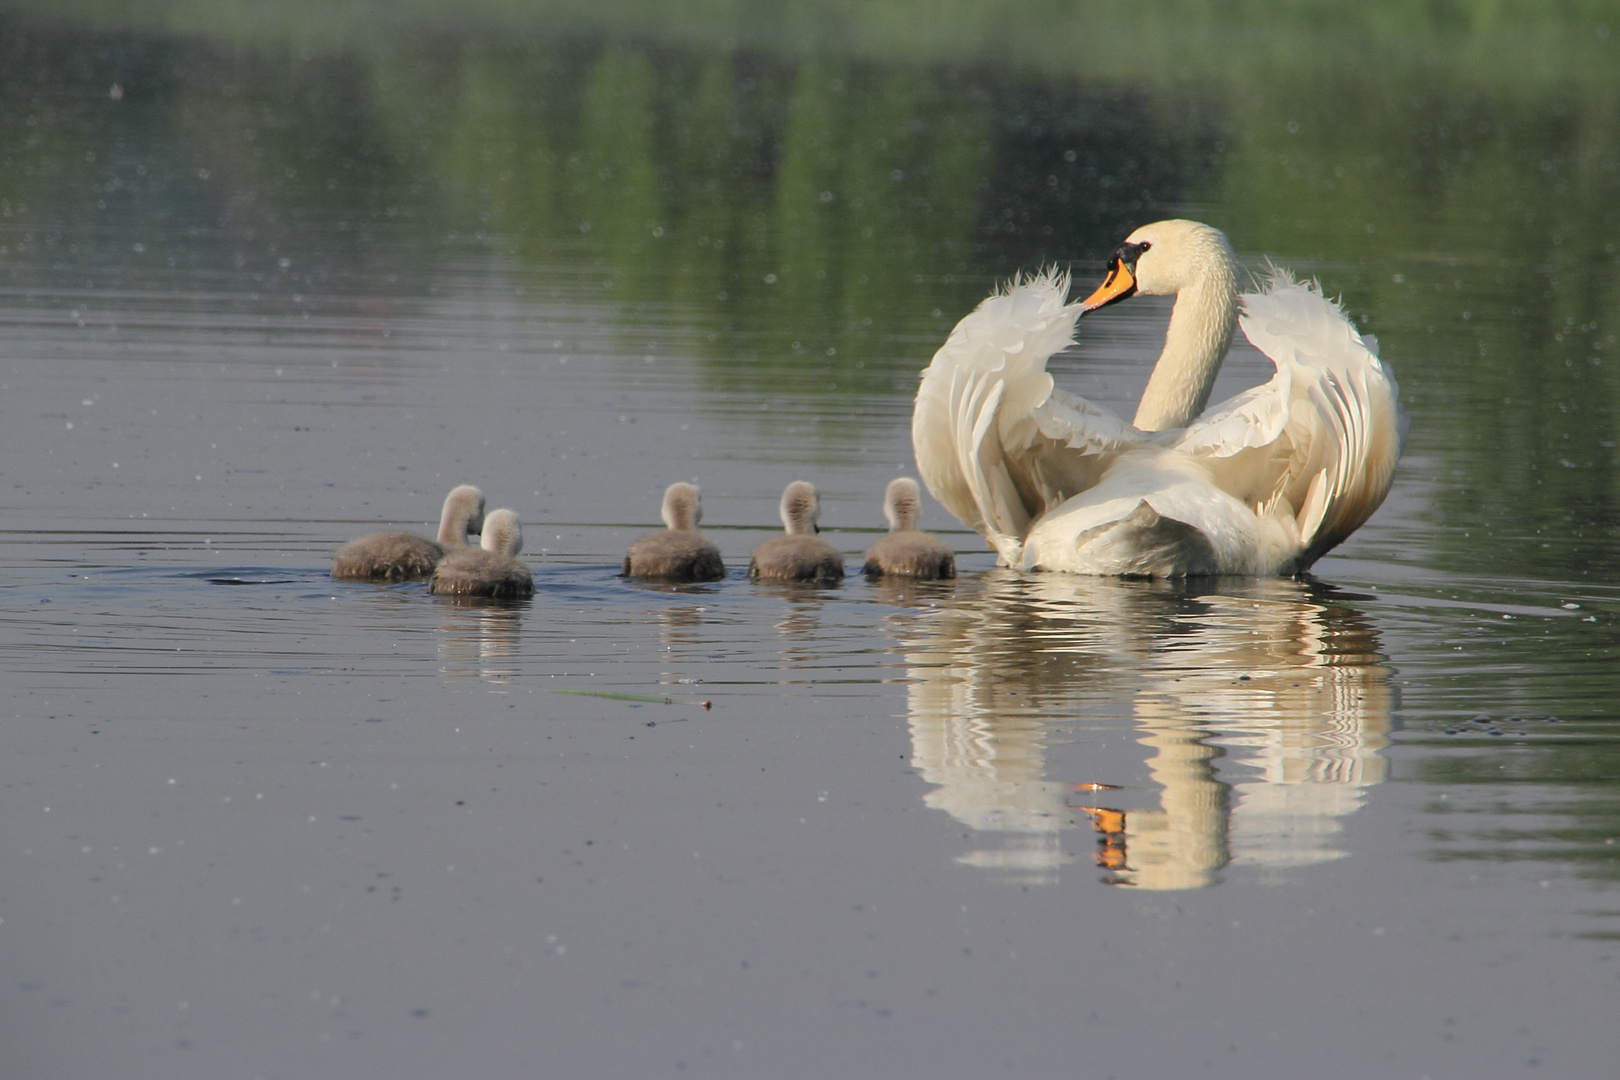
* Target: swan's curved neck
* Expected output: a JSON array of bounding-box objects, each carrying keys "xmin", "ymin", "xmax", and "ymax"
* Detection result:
[{"xmin": 1131, "ymin": 262, "xmax": 1238, "ymax": 432}]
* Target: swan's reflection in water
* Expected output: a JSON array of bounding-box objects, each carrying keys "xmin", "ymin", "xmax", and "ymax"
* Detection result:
[
  {"xmin": 899, "ymin": 570, "xmax": 1392, "ymax": 889},
  {"xmin": 436, "ymin": 601, "xmax": 525, "ymax": 687}
]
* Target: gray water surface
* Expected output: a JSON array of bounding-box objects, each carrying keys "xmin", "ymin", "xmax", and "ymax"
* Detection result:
[{"xmin": 2, "ymin": 12, "xmax": 1619, "ymax": 1079}]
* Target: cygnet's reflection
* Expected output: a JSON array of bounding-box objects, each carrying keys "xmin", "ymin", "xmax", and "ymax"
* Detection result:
[
  {"xmin": 437, "ymin": 604, "xmax": 524, "ymax": 687},
  {"xmin": 649, "ymin": 601, "xmax": 717, "ymax": 695},
  {"xmin": 752, "ymin": 583, "xmax": 837, "ymax": 672},
  {"xmin": 898, "ymin": 570, "xmax": 1392, "ymax": 889}
]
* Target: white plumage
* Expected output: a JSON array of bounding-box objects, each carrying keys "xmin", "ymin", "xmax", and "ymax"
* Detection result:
[{"xmin": 912, "ymin": 220, "xmax": 1406, "ymax": 577}]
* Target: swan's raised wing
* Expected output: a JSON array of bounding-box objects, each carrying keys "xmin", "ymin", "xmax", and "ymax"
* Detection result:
[
  {"xmin": 1175, "ymin": 270, "xmax": 1406, "ymax": 568},
  {"xmin": 913, "ymin": 270, "xmax": 1141, "ymax": 563}
]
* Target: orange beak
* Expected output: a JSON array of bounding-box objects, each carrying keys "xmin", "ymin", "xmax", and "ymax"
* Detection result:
[{"xmin": 1079, "ymin": 258, "xmax": 1138, "ymax": 314}]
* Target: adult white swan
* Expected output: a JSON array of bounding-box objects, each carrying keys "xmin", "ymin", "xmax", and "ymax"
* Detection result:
[{"xmin": 912, "ymin": 220, "xmax": 1406, "ymax": 577}]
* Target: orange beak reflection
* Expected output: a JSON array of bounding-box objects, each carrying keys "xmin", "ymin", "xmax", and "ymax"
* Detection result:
[
  {"xmin": 1076, "ymin": 806, "xmax": 1127, "ymax": 835},
  {"xmin": 1079, "ymin": 258, "xmax": 1138, "ymax": 314}
]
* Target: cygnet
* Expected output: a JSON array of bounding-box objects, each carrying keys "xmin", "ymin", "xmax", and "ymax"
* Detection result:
[
  {"xmin": 862, "ymin": 477, "xmax": 955, "ymax": 579},
  {"xmin": 748, "ymin": 481, "xmax": 844, "ymax": 583},
  {"xmin": 429, "ymin": 508, "xmax": 535, "ymax": 600},
  {"xmin": 331, "ymin": 484, "xmax": 485, "ymax": 581},
  {"xmin": 623, "ymin": 481, "xmax": 725, "ymax": 582}
]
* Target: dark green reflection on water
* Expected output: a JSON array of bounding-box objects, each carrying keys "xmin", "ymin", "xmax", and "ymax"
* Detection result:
[
  {"xmin": 410, "ymin": 36, "xmax": 1209, "ymax": 391},
  {"xmin": 0, "ymin": 21, "xmax": 1209, "ymax": 364}
]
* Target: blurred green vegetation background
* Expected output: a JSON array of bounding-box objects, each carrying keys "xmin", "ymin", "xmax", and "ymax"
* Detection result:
[{"xmin": 9, "ymin": 0, "xmax": 1620, "ymax": 80}]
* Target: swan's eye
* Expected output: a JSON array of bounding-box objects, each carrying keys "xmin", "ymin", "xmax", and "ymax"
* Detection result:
[{"xmin": 1116, "ymin": 240, "xmax": 1150, "ymax": 269}]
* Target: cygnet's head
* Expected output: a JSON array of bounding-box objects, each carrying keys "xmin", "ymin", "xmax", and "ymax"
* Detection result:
[
  {"xmin": 1080, "ymin": 219, "xmax": 1238, "ymax": 310},
  {"xmin": 480, "ymin": 508, "xmax": 523, "ymax": 556},
  {"xmin": 661, "ymin": 482, "xmax": 702, "ymax": 532},
  {"xmin": 440, "ymin": 484, "xmax": 487, "ymax": 545},
  {"xmin": 779, "ymin": 481, "xmax": 820, "ymax": 535},
  {"xmin": 882, "ymin": 477, "xmax": 922, "ymax": 532}
]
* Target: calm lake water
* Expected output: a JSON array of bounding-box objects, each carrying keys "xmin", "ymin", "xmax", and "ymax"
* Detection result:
[{"xmin": 1, "ymin": 10, "xmax": 1618, "ymax": 1079}]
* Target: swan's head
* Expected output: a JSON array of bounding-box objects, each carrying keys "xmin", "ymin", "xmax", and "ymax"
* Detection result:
[
  {"xmin": 1079, "ymin": 220, "xmax": 1237, "ymax": 313},
  {"xmin": 882, "ymin": 477, "xmax": 922, "ymax": 532},
  {"xmin": 480, "ymin": 508, "xmax": 523, "ymax": 557},
  {"xmin": 780, "ymin": 481, "xmax": 821, "ymax": 535},
  {"xmin": 661, "ymin": 482, "xmax": 702, "ymax": 532}
]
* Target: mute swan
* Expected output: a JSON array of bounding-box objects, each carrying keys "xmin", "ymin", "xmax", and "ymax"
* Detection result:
[
  {"xmin": 749, "ymin": 481, "xmax": 845, "ymax": 583},
  {"xmin": 623, "ymin": 482, "xmax": 726, "ymax": 582},
  {"xmin": 331, "ymin": 484, "xmax": 485, "ymax": 581},
  {"xmin": 863, "ymin": 477, "xmax": 956, "ymax": 580},
  {"xmin": 429, "ymin": 508, "xmax": 535, "ymax": 599},
  {"xmin": 912, "ymin": 220, "xmax": 1406, "ymax": 577}
]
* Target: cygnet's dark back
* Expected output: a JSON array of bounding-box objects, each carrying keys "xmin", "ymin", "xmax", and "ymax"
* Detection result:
[
  {"xmin": 863, "ymin": 532, "xmax": 955, "ymax": 579},
  {"xmin": 749, "ymin": 480, "xmax": 844, "ymax": 583},
  {"xmin": 430, "ymin": 508, "xmax": 535, "ymax": 600},
  {"xmin": 623, "ymin": 482, "xmax": 725, "ymax": 582},
  {"xmin": 332, "ymin": 484, "xmax": 485, "ymax": 581},
  {"xmin": 331, "ymin": 531, "xmax": 444, "ymax": 581},
  {"xmin": 863, "ymin": 477, "xmax": 955, "ymax": 579}
]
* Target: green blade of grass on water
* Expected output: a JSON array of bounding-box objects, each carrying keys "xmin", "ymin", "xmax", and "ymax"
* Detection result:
[{"xmin": 554, "ymin": 689, "xmax": 675, "ymax": 704}]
